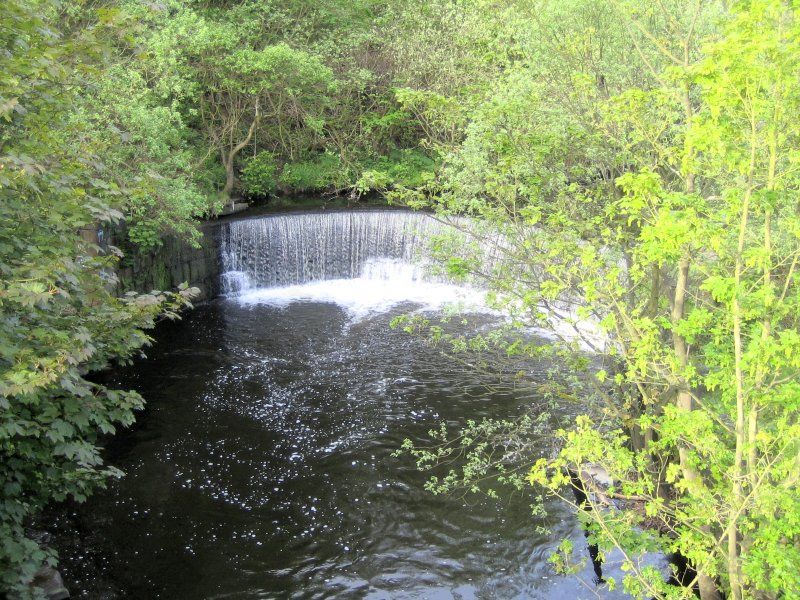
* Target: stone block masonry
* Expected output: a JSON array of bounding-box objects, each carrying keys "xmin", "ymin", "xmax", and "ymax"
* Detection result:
[{"xmin": 115, "ymin": 221, "xmax": 222, "ymax": 302}]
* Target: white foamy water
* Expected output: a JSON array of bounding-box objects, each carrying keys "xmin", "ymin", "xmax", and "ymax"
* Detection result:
[
  {"xmin": 220, "ymin": 210, "xmax": 608, "ymax": 348},
  {"xmin": 236, "ymin": 258, "xmax": 489, "ymax": 319},
  {"xmin": 221, "ymin": 211, "xmax": 488, "ymax": 319},
  {"xmin": 220, "ymin": 271, "xmax": 252, "ymax": 294},
  {"xmin": 220, "ymin": 210, "xmax": 446, "ymax": 292}
]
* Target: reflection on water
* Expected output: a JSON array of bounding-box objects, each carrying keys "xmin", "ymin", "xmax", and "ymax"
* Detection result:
[{"xmin": 48, "ymin": 293, "xmax": 644, "ymax": 599}]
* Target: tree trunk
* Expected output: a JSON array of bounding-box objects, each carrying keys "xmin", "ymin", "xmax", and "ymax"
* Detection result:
[
  {"xmin": 698, "ymin": 575, "xmax": 723, "ymax": 600},
  {"xmin": 671, "ymin": 256, "xmax": 722, "ymax": 600},
  {"xmin": 222, "ymin": 153, "xmax": 236, "ymax": 199},
  {"xmin": 221, "ymin": 101, "xmax": 261, "ymax": 200}
]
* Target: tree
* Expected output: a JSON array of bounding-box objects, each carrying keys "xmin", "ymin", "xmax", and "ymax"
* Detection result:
[
  {"xmin": 395, "ymin": 1, "xmax": 800, "ymax": 598},
  {"xmin": 0, "ymin": 2, "xmax": 195, "ymax": 595},
  {"xmin": 142, "ymin": 5, "xmax": 335, "ymax": 199}
]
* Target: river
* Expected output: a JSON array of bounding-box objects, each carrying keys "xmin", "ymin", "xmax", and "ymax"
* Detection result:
[{"xmin": 48, "ymin": 210, "xmax": 646, "ymax": 599}]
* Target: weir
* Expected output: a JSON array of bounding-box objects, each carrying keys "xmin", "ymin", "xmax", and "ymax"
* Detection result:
[
  {"xmin": 46, "ymin": 209, "xmax": 623, "ymax": 599},
  {"xmin": 220, "ymin": 210, "xmax": 446, "ymax": 294},
  {"xmin": 218, "ymin": 209, "xmax": 605, "ymax": 348}
]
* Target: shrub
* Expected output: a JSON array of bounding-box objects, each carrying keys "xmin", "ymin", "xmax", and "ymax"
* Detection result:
[
  {"xmin": 241, "ymin": 151, "xmax": 278, "ymax": 198},
  {"xmin": 278, "ymin": 152, "xmax": 345, "ymax": 192},
  {"xmin": 356, "ymin": 149, "xmax": 437, "ymax": 193}
]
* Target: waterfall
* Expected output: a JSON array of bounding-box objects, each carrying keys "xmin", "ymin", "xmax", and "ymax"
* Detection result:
[
  {"xmin": 217, "ymin": 209, "xmax": 492, "ymax": 317},
  {"xmin": 220, "ymin": 210, "xmax": 445, "ymax": 293},
  {"xmin": 218, "ymin": 208, "xmax": 605, "ymax": 346}
]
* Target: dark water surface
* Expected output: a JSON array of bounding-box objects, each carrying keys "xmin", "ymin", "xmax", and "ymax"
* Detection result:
[{"xmin": 50, "ymin": 298, "xmax": 629, "ymax": 599}]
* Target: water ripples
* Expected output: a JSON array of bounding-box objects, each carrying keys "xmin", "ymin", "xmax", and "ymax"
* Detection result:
[{"xmin": 50, "ymin": 299, "xmax": 635, "ymax": 599}]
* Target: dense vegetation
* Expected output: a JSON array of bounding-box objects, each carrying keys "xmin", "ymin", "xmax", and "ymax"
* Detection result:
[
  {"xmin": 2, "ymin": 0, "xmax": 799, "ymax": 598},
  {"xmin": 393, "ymin": 2, "xmax": 800, "ymax": 599}
]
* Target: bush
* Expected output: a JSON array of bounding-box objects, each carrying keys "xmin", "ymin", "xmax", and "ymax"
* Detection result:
[
  {"xmin": 278, "ymin": 152, "xmax": 344, "ymax": 192},
  {"xmin": 356, "ymin": 149, "xmax": 437, "ymax": 193},
  {"xmin": 241, "ymin": 151, "xmax": 278, "ymax": 198}
]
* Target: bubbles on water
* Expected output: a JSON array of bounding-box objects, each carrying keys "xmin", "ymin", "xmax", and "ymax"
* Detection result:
[
  {"xmin": 220, "ymin": 270, "xmax": 252, "ymax": 294},
  {"xmin": 232, "ymin": 260, "xmax": 489, "ymax": 320}
]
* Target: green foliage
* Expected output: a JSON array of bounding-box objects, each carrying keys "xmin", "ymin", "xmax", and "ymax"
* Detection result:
[
  {"xmin": 241, "ymin": 152, "xmax": 278, "ymax": 198},
  {"xmin": 392, "ymin": 1, "xmax": 800, "ymax": 599},
  {"xmin": 279, "ymin": 153, "xmax": 345, "ymax": 192},
  {"xmin": 5, "ymin": 0, "xmax": 800, "ymax": 598},
  {"xmin": 108, "ymin": 0, "xmax": 475, "ymax": 198},
  {"xmin": 0, "ymin": 1, "xmax": 197, "ymax": 595},
  {"xmin": 356, "ymin": 149, "xmax": 437, "ymax": 193},
  {"xmin": 84, "ymin": 66, "xmax": 212, "ymax": 249}
]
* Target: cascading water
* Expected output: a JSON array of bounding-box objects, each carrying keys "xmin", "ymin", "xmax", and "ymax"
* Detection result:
[
  {"xmin": 219, "ymin": 210, "xmax": 605, "ymax": 348},
  {"xmin": 219, "ymin": 210, "xmax": 487, "ymax": 316},
  {"xmin": 220, "ymin": 210, "xmax": 444, "ymax": 292}
]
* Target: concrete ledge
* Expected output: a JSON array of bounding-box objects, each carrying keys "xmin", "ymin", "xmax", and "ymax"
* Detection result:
[{"xmin": 219, "ymin": 202, "xmax": 249, "ymax": 216}]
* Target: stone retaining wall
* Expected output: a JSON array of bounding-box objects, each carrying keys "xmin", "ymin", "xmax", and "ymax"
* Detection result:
[{"xmin": 116, "ymin": 221, "xmax": 222, "ymax": 301}]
